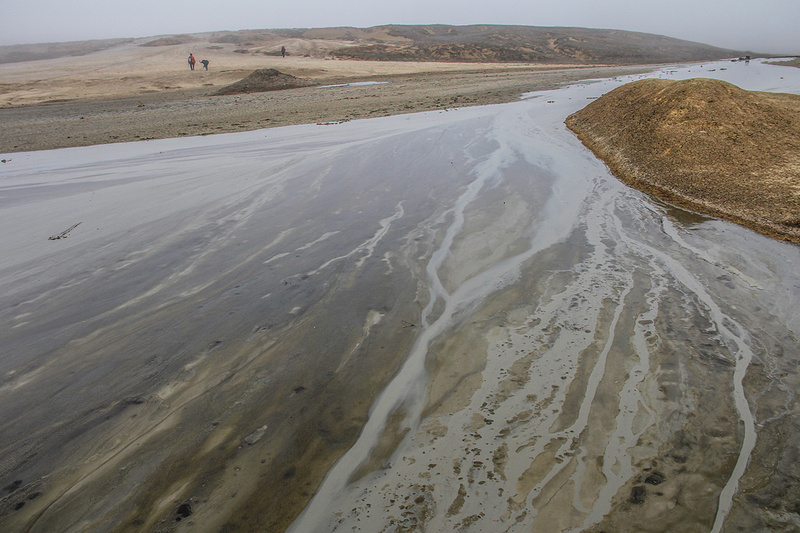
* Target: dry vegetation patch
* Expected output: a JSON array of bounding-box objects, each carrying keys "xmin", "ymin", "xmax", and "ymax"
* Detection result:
[{"xmin": 566, "ymin": 77, "xmax": 800, "ymax": 243}]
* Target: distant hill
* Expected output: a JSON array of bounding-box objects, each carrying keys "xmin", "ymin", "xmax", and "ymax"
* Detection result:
[
  {"xmin": 0, "ymin": 38, "xmax": 133, "ymax": 64},
  {"xmin": 566, "ymin": 78, "xmax": 800, "ymax": 243},
  {"xmin": 0, "ymin": 25, "xmax": 748, "ymax": 66},
  {"xmin": 318, "ymin": 25, "xmax": 744, "ymax": 64}
]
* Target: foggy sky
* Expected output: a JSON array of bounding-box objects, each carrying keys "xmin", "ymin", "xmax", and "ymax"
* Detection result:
[{"xmin": 1, "ymin": 0, "xmax": 798, "ymax": 54}]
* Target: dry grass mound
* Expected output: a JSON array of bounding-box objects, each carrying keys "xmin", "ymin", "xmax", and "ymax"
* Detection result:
[
  {"xmin": 212, "ymin": 68, "xmax": 316, "ymax": 96},
  {"xmin": 566, "ymin": 78, "xmax": 800, "ymax": 243}
]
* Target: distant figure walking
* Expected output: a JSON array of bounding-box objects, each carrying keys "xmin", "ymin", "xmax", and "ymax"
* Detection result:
[
  {"xmin": 281, "ymin": 46, "xmax": 286, "ymax": 58},
  {"xmin": 200, "ymin": 59, "xmax": 209, "ymax": 70},
  {"xmin": 188, "ymin": 53, "xmax": 196, "ymax": 70}
]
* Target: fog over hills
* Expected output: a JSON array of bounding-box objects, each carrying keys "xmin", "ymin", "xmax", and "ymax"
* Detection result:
[{"xmin": 0, "ymin": 24, "xmax": 747, "ymax": 65}]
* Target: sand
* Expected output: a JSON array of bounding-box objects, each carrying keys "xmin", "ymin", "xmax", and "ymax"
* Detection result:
[{"xmin": 0, "ymin": 39, "xmax": 651, "ymax": 153}]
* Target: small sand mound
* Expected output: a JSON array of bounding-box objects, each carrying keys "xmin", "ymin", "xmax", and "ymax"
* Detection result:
[
  {"xmin": 213, "ymin": 68, "xmax": 316, "ymax": 95},
  {"xmin": 566, "ymin": 78, "xmax": 800, "ymax": 243}
]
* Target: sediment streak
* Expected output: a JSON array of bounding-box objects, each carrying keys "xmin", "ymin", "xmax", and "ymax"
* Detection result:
[
  {"xmin": 291, "ymin": 60, "xmax": 782, "ymax": 532},
  {"xmin": 289, "ymin": 97, "xmax": 601, "ymax": 532}
]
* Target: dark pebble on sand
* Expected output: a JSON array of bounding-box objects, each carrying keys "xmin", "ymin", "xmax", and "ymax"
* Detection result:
[
  {"xmin": 645, "ymin": 472, "xmax": 665, "ymax": 485},
  {"xmin": 629, "ymin": 485, "xmax": 646, "ymax": 504},
  {"xmin": 176, "ymin": 501, "xmax": 193, "ymax": 520}
]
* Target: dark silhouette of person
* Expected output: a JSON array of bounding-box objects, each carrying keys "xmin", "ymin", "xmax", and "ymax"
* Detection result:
[
  {"xmin": 200, "ymin": 59, "xmax": 209, "ymax": 70},
  {"xmin": 188, "ymin": 53, "xmax": 196, "ymax": 70},
  {"xmin": 281, "ymin": 46, "xmax": 286, "ymax": 58}
]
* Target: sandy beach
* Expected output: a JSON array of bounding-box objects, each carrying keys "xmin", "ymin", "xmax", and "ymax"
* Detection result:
[{"xmin": 0, "ymin": 38, "xmax": 651, "ymax": 153}]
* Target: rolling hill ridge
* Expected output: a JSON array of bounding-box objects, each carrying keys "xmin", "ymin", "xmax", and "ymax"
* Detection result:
[{"xmin": 0, "ymin": 24, "xmax": 747, "ymax": 65}]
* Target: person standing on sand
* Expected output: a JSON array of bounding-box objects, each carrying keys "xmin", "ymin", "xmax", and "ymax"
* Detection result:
[
  {"xmin": 200, "ymin": 59, "xmax": 209, "ymax": 70},
  {"xmin": 281, "ymin": 46, "xmax": 286, "ymax": 58},
  {"xmin": 188, "ymin": 53, "xmax": 196, "ymax": 70}
]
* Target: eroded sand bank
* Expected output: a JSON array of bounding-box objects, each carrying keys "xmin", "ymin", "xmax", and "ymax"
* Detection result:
[{"xmin": 1, "ymin": 59, "xmax": 800, "ymax": 533}]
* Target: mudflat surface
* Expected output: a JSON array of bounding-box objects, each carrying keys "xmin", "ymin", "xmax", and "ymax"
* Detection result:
[{"xmin": 2, "ymin": 58, "xmax": 800, "ymax": 533}]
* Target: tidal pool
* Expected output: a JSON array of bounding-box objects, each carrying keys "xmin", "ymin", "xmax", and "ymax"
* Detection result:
[{"xmin": 1, "ymin": 59, "xmax": 799, "ymax": 532}]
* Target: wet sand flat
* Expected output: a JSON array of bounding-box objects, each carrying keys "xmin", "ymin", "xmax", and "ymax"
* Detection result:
[{"xmin": 1, "ymin": 59, "xmax": 800, "ymax": 533}]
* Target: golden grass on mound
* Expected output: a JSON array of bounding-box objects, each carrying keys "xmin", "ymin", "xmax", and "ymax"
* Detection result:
[{"xmin": 566, "ymin": 78, "xmax": 800, "ymax": 243}]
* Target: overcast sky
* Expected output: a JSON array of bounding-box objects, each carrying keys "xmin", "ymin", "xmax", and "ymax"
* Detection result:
[{"xmin": 1, "ymin": 0, "xmax": 797, "ymax": 54}]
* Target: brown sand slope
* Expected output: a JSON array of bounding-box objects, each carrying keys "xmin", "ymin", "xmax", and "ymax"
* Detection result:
[
  {"xmin": 566, "ymin": 78, "xmax": 800, "ymax": 243},
  {"xmin": 212, "ymin": 68, "xmax": 316, "ymax": 95},
  {"xmin": 0, "ymin": 38, "xmax": 133, "ymax": 63},
  {"xmin": 327, "ymin": 24, "xmax": 742, "ymax": 64}
]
